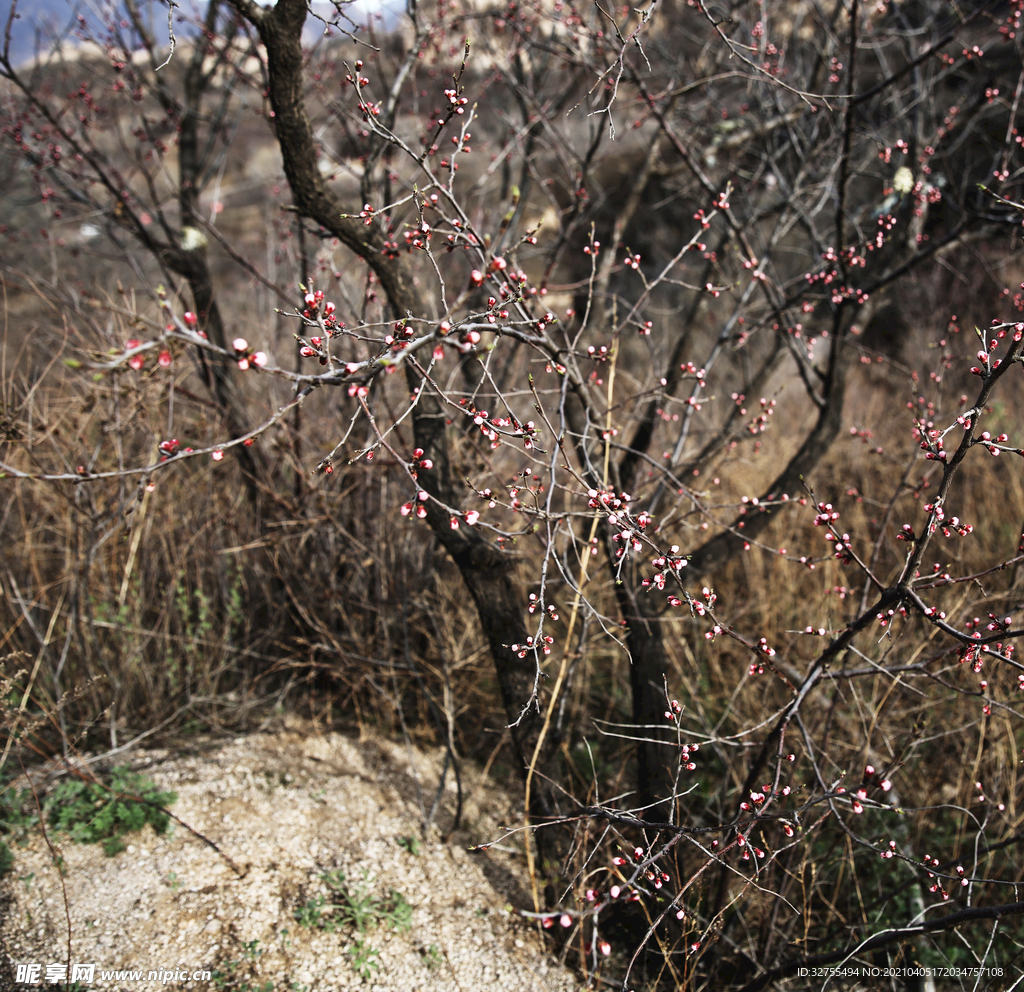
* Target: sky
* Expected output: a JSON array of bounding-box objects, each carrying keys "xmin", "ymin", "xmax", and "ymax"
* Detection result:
[
  {"xmin": 2, "ymin": 0, "xmax": 196, "ymax": 66},
  {"xmin": 1, "ymin": 0, "xmax": 401, "ymax": 66},
  {"xmin": 3, "ymin": 0, "xmax": 84, "ymax": 64}
]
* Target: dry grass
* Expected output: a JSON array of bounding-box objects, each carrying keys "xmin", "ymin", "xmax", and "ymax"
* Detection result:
[
  {"xmin": 0, "ymin": 299, "xmax": 496, "ymax": 762},
  {"xmin": 3, "ymin": 283, "xmax": 1022, "ymax": 845}
]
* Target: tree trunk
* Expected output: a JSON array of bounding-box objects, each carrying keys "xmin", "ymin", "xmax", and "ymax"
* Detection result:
[{"xmin": 231, "ymin": 0, "xmax": 553, "ymax": 800}]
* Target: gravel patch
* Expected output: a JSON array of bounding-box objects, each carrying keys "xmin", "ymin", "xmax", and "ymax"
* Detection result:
[{"xmin": 0, "ymin": 725, "xmax": 578, "ymax": 991}]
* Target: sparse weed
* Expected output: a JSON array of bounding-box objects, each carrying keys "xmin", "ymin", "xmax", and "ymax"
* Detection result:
[
  {"xmin": 296, "ymin": 868, "xmax": 412, "ymax": 936},
  {"xmin": 294, "ymin": 867, "xmax": 412, "ymax": 979},
  {"xmin": 330, "ymin": 868, "xmax": 412, "ymax": 934},
  {"xmin": 293, "ymin": 892, "xmax": 339, "ymax": 933},
  {"xmin": 0, "ymin": 776, "xmax": 38, "ymax": 878},
  {"xmin": 396, "ymin": 834, "xmax": 421, "ymax": 856},
  {"xmin": 382, "ymin": 889, "xmax": 413, "ymax": 932},
  {"xmin": 422, "ymin": 943, "xmax": 443, "ymax": 970},
  {"xmin": 210, "ymin": 939, "xmax": 268, "ymax": 992},
  {"xmin": 0, "ymin": 841, "xmax": 14, "ymax": 878},
  {"xmin": 327, "ymin": 868, "xmax": 379, "ymax": 933},
  {"xmin": 347, "ymin": 938, "xmax": 380, "ymax": 981}
]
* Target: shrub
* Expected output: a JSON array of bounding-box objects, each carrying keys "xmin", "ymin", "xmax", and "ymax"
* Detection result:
[{"xmin": 45, "ymin": 768, "xmax": 177, "ymax": 857}]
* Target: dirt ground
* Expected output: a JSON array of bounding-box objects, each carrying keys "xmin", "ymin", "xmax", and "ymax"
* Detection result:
[{"xmin": 0, "ymin": 720, "xmax": 579, "ymax": 991}]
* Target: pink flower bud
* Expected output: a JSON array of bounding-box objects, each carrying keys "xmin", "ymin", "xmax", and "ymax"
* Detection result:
[{"xmin": 232, "ymin": 337, "xmax": 248, "ymax": 352}]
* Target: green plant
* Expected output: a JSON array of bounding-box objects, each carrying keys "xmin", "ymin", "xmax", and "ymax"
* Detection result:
[
  {"xmin": 422, "ymin": 944, "xmax": 443, "ymax": 970},
  {"xmin": 0, "ymin": 777, "xmax": 40, "ymax": 878},
  {"xmin": 1, "ymin": 782, "xmax": 38, "ymax": 824},
  {"xmin": 294, "ymin": 893, "xmax": 341, "ymax": 933},
  {"xmin": 211, "ymin": 940, "xmax": 268, "ymax": 992},
  {"xmin": 323, "ymin": 868, "xmax": 413, "ymax": 934},
  {"xmin": 396, "ymin": 834, "xmax": 421, "ymax": 855},
  {"xmin": 0, "ymin": 841, "xmax": 14, "ymax": 878},
  {"xmin": 0, "ymin": 786, "xmax": 37, "ymax": 836},
  {"xmin": 382, "ymin": 889, "xmax": 413, "ymax": 931},
  {"xmin": 330, "ymin": 869, "xmax": 379, "ymax": 933},
  {"xmin": 45, "ymin": 767, "xmax": 177, "ymax": 856},
  {"xmin": 294, "ymin": 867, "xmax": 412, "ymax": 980},
  {"xmin": 348, "ymin": 938, "xmax": 380, "ymax": 981}
]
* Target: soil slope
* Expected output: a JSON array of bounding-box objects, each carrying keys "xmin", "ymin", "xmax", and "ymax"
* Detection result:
[{"xmin": 0, "ymin": 724, "xmax": 577, "ymax": 991}]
